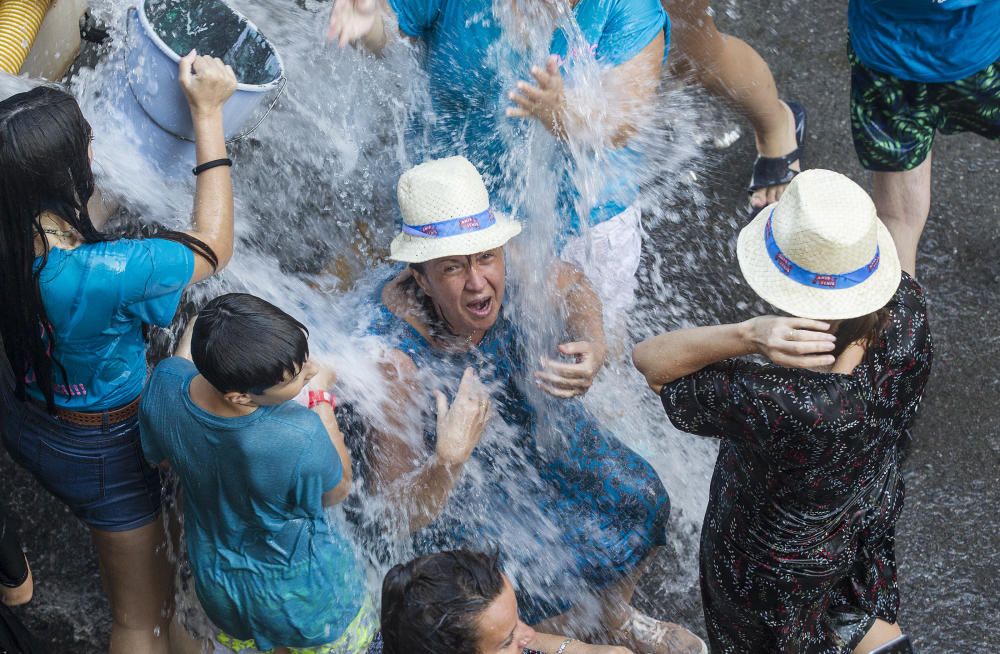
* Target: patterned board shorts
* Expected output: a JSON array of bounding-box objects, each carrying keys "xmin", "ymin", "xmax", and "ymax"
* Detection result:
[
  {"xmin": 849, "ymin": 44, "xmax": 1000, "ymax": 172},
  {"xmin": 213, "ymin": 597, "xmax": 378, "ymax": 654}
]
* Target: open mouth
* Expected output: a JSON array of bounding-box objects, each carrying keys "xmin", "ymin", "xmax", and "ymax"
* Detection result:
[{"xmin": 466, "ymin": 296, "xmax": 493, "ymax": 318}]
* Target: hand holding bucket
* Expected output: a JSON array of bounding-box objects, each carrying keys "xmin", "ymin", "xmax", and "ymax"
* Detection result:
[
  {"xmin": 178, "ymin": 50, "xmax": 237, "ymax": 117},
  {"xmin": 124, "ymin": 0, "xmax": 285, "ymax": 147}
]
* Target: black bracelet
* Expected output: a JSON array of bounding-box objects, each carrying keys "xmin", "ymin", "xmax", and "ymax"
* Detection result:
[{"xmin": 192, "ymin": 158, "xmax": 233, "ymax": 176}]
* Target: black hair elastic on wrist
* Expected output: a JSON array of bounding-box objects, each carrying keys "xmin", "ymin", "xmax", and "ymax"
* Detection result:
[{"xmin": 192, "ymin": 158, "xmax": 233, "ymax": 176}]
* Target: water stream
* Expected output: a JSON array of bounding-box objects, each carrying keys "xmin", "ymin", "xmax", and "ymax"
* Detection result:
[{"xmin": 17, "ymin": 0, "xmax": 727, "ymax": 642}]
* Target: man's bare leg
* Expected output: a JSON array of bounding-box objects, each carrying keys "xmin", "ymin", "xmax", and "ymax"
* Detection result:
[{"xmin": 872, "ymin": 153, "xmax": 933, "ymax": 277}]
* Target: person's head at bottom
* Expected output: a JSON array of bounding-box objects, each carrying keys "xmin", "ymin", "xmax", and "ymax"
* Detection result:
[
  {"xmin": 191, "ymin": 293, "xmax": 320, "ymax": 408},
  {"xmin": 379, "ymin": 550, "xmax": 536, "ymax": 654}
]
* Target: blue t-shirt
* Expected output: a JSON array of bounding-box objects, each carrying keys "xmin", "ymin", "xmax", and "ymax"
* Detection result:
[
  {"xmin": 390, "ymin": 0, "xmax": 668, "ymax": 235},
  {"xmin": 849, "ymin": 0, "xmax": 1000, "ymax": 82},
  {"xmin": 140, "ymin": 358, "xmax": 364, "ymax": 649},
  {"xmin": 28, "ymin": 239, "xmax": 194, "ymax": 411}
]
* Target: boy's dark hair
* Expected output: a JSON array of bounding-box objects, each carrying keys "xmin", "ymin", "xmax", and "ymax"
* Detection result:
[
  {"xmin": 380, "ymin": 549, "xmax": 505, "ymax": 654},
  {"xmin": 191, "ymin": 293, "xmax": 309, "ymax": 394}
]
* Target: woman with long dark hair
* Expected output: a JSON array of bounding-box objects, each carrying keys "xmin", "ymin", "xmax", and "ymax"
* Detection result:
[
  {"xmin": 633, "ymin": 170, "xmax": 932, "ymax": 653},
  {"xmin": 0, "ymin": 51, "xmax": 236, "ymax": 653}
]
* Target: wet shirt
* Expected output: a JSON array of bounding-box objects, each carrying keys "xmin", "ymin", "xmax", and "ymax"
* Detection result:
[
  {"xmin": 27, "ymin": 238, "xmax": 193, "ymax": 411},
  {"xmin": 139, "ymin": 358, "xmax": 364, "ymax": 649},
  {"xmin": 849, "ymin": 0, "xmax": 1000, "ymax": 82},
  {"xmin": 365, "ymin": 278, "xmax": 669, "ymax": 623},
  {"xmin": 388, "ymin": 0, "xmax": 668, "ymax": 234},
  {"xmin": 659, "ymin": 274, "xmax": 932, "ymax": 652}
]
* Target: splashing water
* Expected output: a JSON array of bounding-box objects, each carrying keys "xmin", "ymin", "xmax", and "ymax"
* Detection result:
[{"xmin": 39, "ymin": 0, "xmax": 730, "ymax": 640}]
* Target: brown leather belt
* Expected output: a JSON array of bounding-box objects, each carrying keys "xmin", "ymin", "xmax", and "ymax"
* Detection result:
[{"xmin": 44, "ymin": 396, "xmax": 141, "ymax": 427}]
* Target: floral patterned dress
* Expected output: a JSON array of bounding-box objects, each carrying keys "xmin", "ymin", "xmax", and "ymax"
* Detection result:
[{"xmin": 660, "ymin": 274, "xmax": 932, "ymax": 653}]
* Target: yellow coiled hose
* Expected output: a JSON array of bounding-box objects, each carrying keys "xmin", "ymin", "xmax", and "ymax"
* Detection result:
[{"xmin": 0, "ymin": 0, "xmax": 51, "ymax": 74}]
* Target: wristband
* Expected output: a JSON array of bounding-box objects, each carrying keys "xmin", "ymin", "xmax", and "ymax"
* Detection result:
[
  {"xmin": 308, "ymin": 390, "xmax": 336, "ymax": 410},
  {"xmin": 192, "ymin": 158, "xmax": 233, "ymax": 176}
]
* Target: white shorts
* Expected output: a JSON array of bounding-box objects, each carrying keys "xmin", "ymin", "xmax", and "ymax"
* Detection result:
[{"xmin": 560, "ymin": 204, "xmax": 642, "ymax": 333}]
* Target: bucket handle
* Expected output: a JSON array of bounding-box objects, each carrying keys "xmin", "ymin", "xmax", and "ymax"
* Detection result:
[{"xmin": 124, "ymin": 6, "xmax": 287, "ymax": 144}]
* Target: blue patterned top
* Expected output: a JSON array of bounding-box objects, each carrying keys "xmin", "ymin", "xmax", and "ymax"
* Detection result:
[{"xmin": 367, "ymin": 276, "xmax": 669, "ymax": 622}]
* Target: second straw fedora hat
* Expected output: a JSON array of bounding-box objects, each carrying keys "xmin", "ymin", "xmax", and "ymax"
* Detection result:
[
  {"xmin": 389, "ymin": 156, "xmax": 523, "ymax": 263},
  {"xmin": 737, "ymin": 169, "xmax": 901, "ymax": 320}
]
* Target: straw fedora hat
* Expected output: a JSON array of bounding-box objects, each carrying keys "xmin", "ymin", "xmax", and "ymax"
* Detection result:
[
  {"xmin": 389, "ymin": 156, "xmax": 523, "ymax": 263},
  {"xmin": 737, "ymin": 169, "xmax": 901, "ymax": 320}
]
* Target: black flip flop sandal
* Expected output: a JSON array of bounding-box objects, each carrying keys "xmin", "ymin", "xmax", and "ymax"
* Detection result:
[{"xmin": 747, "ymin": 100, "xmax": 807, "ymax": 199}]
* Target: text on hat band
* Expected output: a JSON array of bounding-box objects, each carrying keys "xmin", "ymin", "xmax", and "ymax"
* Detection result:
[
  {"xmin": 401, "ymin": 208, "xmax": 496, "ymax": 239},
  {"xmin": 764, "ymin": 209, "xmax": 880, "ymax": 290}
]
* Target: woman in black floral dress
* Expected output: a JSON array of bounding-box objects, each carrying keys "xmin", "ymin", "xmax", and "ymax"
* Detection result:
[{"xmin": 634, "ymin": 170, "xmax": 932, "ymax": 654}]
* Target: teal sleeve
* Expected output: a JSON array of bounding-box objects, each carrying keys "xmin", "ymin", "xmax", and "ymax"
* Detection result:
[
  {"xmin": 300, "ymin": 412, "xmax": 344, "ymax": 494},
  {"xmin": 598, "ymin": 0, "xmax": 668, "ymax": 66},
  {"xmin": 120, "ymin": 239, "xmax": 195, "ymax": 327},
  {"xmin": 388, "ymin": 0, "xmax": 442, "ymax": 38}
]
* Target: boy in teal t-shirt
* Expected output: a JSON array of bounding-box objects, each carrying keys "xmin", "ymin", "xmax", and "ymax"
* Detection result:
[{"xmin": 139, "ymin": 293, "xmax": 375, "ymax": 653}]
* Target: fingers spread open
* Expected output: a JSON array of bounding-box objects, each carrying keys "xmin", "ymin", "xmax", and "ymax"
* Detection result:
[
  {"xmin": 516, "ymin": 82, "xmax": 545, "ymax": 101},
  {"xmin": 537, "ymin": 381, "xmax": 577, "ymax": 398},
  {"xmin": 530, "ymin": 65, "xmax": 551, "ymax": 86},
  {"xmin": 534, "ymin": 369, "xmax": 591, "ymax": 390},
  {"xmin": 538, "ymin": 356, "xmax": 591, "ymax": 379},
  {"xmin": 508, "ymin": 92, "xmax": 535, "ymax": 110}
]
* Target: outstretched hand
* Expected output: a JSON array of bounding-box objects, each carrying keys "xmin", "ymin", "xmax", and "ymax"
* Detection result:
[
  {"xmin": 178, "ymin": 50, "xmax": 237, "ymax": 115},
  {"xmin": 745, "ymin": 316, "xmax": 837, "ymax": 369},
  {"xmin": 507, "ymin": 55, "xmax": 567, "ymax": 139},
  {"xmin": 327, "ymin": 0, "xmax": 380, "ymax": 47},
  {"xmin": 434, "ymin": 367, "xmax": 492, "ymax": 466},
  {"xmin": 534, "ymin": 340, "xmax": 606, "ymax": 399}
]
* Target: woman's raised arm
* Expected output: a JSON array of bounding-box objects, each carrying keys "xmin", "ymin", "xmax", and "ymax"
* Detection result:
[
  {"xmin": 633, "ymin": 317, "xmax": 837, "ymax": 394},
  {"xmin": 367, "ymin": 353, "xmax": 491, "ymax": 533},
  {"xmin": 177, "ymin": 50, "xmax": 237, "ymax": 285}
]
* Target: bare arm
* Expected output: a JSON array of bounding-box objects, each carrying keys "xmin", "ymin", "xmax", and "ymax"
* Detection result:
[
  {"xmin": 176, "ymin": 51, "xmax": 237, "ymax": 285},
  {"xmin": 632, "ymin": 317, "xmax": 837, "ymax": 394},
  {"xmin": 306, "ymin": 365, "xmax": 353, "ymax": 506},
  {"xmin": 327, "ymin": 0, "xmax": 398, "ymax": 55},
  {"xmin": 367, "ymin": 351, "xmax": 489, "ymax": 533},
  {"xmin": 554, "ymin": 260, "xmax": 605, "ymax": 348},
  {"xmin": 534, "ymin": 261, "xmax": 606, "ymax": 398},
  {"xmin": 316, "ymin": 401, "xmax": 353, "ymax": 506}
]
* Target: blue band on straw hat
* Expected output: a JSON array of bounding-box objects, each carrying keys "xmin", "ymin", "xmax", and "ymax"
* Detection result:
[
  {"xmin": 401, "ymin": 208, "xmax": 495, "ymax": 239},
  {"xmin": 765, "ymin": 208, "xmax": 880, "ymax": 290}
]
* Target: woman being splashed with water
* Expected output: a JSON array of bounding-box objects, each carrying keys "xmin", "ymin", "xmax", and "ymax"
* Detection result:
[
  {"xmin": 359, "ymin": 157, "xmax": 704, "ymax": 653},
  {"xmin": 329, "ymin": 0, "xmax": 666, "ymax": 337},
  {"xmin": 0, "ymin": 52, "xmax": 236, "ymax": 653}
]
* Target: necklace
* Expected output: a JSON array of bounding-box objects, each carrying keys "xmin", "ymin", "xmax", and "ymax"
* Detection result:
[{"xmin": 42, "ymin": 227, "xmax": 77, "ymax": 238}]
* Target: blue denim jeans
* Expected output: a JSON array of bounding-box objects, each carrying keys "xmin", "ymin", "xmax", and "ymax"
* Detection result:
[{"xmin": 1, "ymin": 398, "xmax": 162, "ymax": 532}]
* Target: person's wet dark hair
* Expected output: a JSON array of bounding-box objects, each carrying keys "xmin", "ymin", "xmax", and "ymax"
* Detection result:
[
  {"xmin": 191, "ymin": 293, "xmax": 309, "ymax": 394},
  {"xmin": 380, "ymin": 549, "xmax": 505, "ymax": 654},
  {"xmin": 0, "ymin": 86, "xmax": 217, "ymax": 411}
]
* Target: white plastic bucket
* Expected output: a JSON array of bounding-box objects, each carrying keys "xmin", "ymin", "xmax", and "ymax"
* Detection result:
[{"xmin": 117, "ymin": 0, "xmax": 284, "ymax": 177}]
